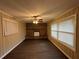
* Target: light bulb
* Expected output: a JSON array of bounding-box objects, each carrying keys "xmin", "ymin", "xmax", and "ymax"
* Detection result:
[
  {"xmin": 35, "ymin": 21, "xmax": 38, "ymax": 24},
  {"xmin": 33, "ymin": 21, "xmax": 36, "ymax": 24}
]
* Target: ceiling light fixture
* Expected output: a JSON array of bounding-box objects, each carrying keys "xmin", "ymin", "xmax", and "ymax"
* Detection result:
[
  {"xmin": 33, "ymin": 20, "xmax": 38, "ymax": 24},
  {"xmin": 33, "ymin": 16, "xmax": 43, "ymax": 24}
]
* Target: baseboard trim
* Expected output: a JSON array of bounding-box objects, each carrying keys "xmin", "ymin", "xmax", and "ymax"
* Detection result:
[
  {"xmin": 49, "ymin": 39, "xmax": 72, "ymax": 59},
  {"xmin": 0, "ymin": 39, "xmax": 25, "ymax": 59}
]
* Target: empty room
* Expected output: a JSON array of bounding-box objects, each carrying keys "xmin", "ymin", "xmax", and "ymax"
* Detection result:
[{"xmin": 0, "ymin": 0, "xmax": 79, "ymax": 59}]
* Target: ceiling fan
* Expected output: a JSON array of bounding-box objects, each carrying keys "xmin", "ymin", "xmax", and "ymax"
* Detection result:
[{"xmin": 32, "ymin": 16, "xmax": 43, "ymax": 24}]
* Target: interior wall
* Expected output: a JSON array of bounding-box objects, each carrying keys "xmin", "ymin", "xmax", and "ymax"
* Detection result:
[
  {"xmin": 0, "ymin": 10, "xmax": 26, "ymax": 59},
  {"xmin": 76, "ymin": 7, "xmax": 79, "ymax": 59},
  {"xmin": 26, "ymin": 23, "xmax": 47, "ymax": 39},
  {"xmin": 47, "ymin": 7, "xmax": 78, "ymax": 59},
  {"xmin": 0, "ymin": 11, "xmax": 3, "ymax": 58}
]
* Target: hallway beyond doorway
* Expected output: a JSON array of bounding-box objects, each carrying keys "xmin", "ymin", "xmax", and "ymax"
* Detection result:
[{"xmin": 3, "ymin": 39, "xmax": 68, "ymax": 59}]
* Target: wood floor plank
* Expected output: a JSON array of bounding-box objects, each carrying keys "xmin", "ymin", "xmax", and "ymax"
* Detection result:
[{"xmin": 3, "ymin": 39, "xmax": 68, "ymax": 59}]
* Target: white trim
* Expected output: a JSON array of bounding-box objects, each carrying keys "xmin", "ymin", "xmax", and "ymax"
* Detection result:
[
  {"xmin": 49, "ymin": 38, "xmax": 72, "ymax": 59},
  {"xmin": 0, "ymin": 38, "xmax": 25, "ymax": 59}
]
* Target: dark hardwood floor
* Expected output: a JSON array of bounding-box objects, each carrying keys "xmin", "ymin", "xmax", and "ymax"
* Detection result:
[{"xmin": 3, "ymin": 39, "xmax": 68, "ymax": 59}]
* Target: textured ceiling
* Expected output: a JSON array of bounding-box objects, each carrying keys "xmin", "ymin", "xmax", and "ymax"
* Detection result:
[{"xmin": 0, "ymin": 0, "xmax": 79, "ymax": 23}]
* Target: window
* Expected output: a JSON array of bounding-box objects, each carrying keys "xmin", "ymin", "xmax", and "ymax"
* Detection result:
[
  {"xmin": 58, "ymin": 32, "xmax": 74, "ymax": 46},
  {"xmin": 58, "ymin": 19, "xmax": 74, "ymax": 33},
  {"xmin": 51, "ymin": 16, "xmax": 76, "ymax": 48},
  {"xmin": 51, "ymin": 24, "xmax": 58, "ymax": 30},
  {"xmin": 51, "ymin": 23, "xmax": 58, "ymax": 39},
  {"xmin": 3, "ymin": 18, "xmax": 18, "ymax": 35},
  {"xmin": 51, "ymin": 31, "xmax": 58, "ymax": 38},
  {"xmin": 58, "ymin": 19, "xmax": 75, "ymax": 47}
]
